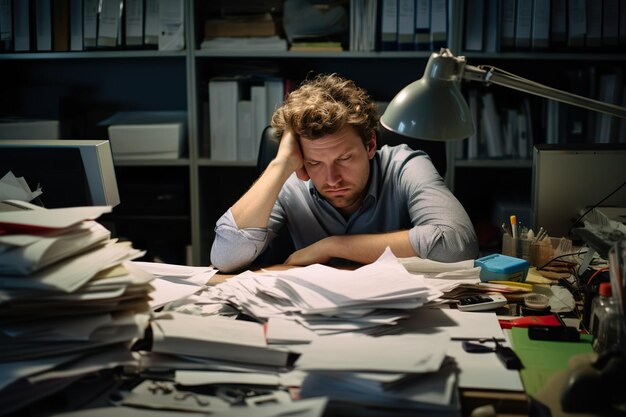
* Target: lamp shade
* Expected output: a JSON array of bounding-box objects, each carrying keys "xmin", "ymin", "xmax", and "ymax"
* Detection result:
[{"xmin": 380, "ymin": 50, "xmax": 475, "ymax": 141}]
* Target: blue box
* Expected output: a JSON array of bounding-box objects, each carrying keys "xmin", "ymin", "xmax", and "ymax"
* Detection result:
[{"xmin": 474, "ymin": 253, "xmax": 529, "ymax": 283}]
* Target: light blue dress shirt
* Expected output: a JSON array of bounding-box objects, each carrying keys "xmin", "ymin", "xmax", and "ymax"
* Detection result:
[{"xmin": 211, "ymin": 145, "xmax": 478, "ymax": 272}]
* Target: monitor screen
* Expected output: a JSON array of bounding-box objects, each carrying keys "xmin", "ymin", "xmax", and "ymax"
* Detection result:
[
  {"xmin": 531, "ymin": 144, "xmax": 626, "ymax": 240},
  {"xmin": 0, "ymin": 139, "xmax": 120, "ymax": 208}
]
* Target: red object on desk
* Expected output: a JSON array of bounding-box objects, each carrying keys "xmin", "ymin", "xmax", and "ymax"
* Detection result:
[{"xmin": 499, "ymin": 315, "xmax": 561, "ymax": 329}]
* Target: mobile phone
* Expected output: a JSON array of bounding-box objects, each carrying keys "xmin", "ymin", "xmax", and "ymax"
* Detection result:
[{"xmin": 457, "ymin": 293, "xmax": 508, "ymax": 312}]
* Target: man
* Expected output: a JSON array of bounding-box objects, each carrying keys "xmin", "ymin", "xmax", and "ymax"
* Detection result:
[{"xmin": 211, "ymin": 73, "xmax": 478, "ymax": 272}]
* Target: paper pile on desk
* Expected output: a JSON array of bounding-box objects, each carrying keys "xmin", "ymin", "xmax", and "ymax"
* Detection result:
[
  {"xmin": 0, "ymin": 200, "xmax": 153, "ymax": 415},
  {"xmin": 204, "ymin": 248, "xmax": 443, "ymax": 338},
  {"xmin": 297, "ymin": 332, "xmax": 460, "ymax": 416}
]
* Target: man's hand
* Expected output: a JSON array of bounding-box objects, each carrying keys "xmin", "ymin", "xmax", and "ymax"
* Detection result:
[
  {"xmin": 276, "ymin": 130, "xmax": 309, "ymax": 181},
  {"xmin": 285, "ymin": 238, "xmax": 333, "ymax": 266}
]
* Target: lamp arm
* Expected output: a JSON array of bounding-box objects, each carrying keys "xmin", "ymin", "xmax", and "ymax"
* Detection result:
[{"xmin": 462, "ymin": 65, "xmax": 626, "ymax": 119}]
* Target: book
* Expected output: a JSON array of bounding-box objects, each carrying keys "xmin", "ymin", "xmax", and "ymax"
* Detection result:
[
  {"xmin": 602, "ymin": 0, "xmax": 619, "ymax": 47},
  {"xmin": 265, "ymin": 78, "xmax": 285, "ymax": 127},
  {"xmin": 158, "ymin": 0, "xmax": 185, "ymax": 51},
  {"xmin": 481, "ymin": 93, "xmax": 504, "ymax": 158},
  {"xmin": 289, "ymin": 41, "xmax": 343, "ymax": 51},
  {"xmin": 251, "ymin": 84, "xmax": 268, "ymax": 155}
]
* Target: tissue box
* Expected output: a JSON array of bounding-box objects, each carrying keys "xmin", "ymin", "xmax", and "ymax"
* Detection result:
[
  {"xmin": 475, "ymin": 253, "xmax": 529, "ymax": 283},
  {"xmin": 100, "ymin": 111, "xmax": 187, "ymax": 160}
]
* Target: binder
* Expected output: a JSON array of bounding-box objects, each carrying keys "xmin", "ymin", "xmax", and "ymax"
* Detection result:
[
  {"xmin": 484, "ymin": 0, "xmax": 499, "ymax": 52},
  {"xmin": 97, "ymin": 0, "xmax": 122, "ymax": 48},
  {"xmin": 397, "ymin": 0, "xmax": 415, "ymax": 50},
  {"xmin": 481, "ymin": 93, "xmax": 504, "ymax": 158},
  {"xmin": 125, "ymin": 0, "xmax": 145, "ymax": 46},
  {"xmin": 602, "ymin": 0, "xmax": 619, "ymax": 47},
  {"xmin": 69, "ymin": 0, "xmax": 83, "ymax": 51},
  {"xmin": 13, "ymin": 0, "xmax": 31, "ymax": 52},
  {"xmin": 251, "ymin": 85, "xmax": 268, "ymax": 156},
  {"xmin": 35, "ymin": 0, "xmax": 52, "ymax": 51},
  {"xmin": 379, "ymin": 0, "xmax": 398, "ymax": 50},
  {"xmin": 158, "ymin": 0, "xmax": 184, "ymax": 51},
  {"xmin": 237, "ymin": 100, "xmax": 256, "ymax": 162},
  {"xmin": 499, "ymin": 0, "xmax": 515, "ymax": 51},
  {"xmin": 209, "ymin": 78, "xmax": 242, "ymax": 161},
  {"xmin": 549, "ymin": 0, "xmax": 567, "ymax": 48},
  {"xmin": 567, "ymin": 0, "xmax": 586, "ymax": 48},
  {"xmin": 584, "ymin": 0, "xmax": 602, "ymax": 48},
  {"xmin": 83, "ymin": 0, "xmax": 98, "ymax": 48},
  {"xmin": 144, "ymin": 0, "xmax": 159, "ymax": 47},
  {"xmin": 531, "ymin": 0, "xmax": 550, "ymax": 50},
  {"xmin": 0, "ymin": 0, "xmax": 13, "ymax": 51},
  {"xmin": 514, "ymin": 0, "xmax": 531, "ymax": 49},
  {"xmin": 464, "ymin": 0, "xmax": 484, "ymax": 51},
  {"xmin": 265, "ymin": 78, "xmax": 284, "ymax": 127},
  {"xmin": 414, "ymin": 0, "xmax": 430, "ymax": 50},
  {"xmin": 52, "ymin": 0, "xmax": 70, "ymax": 52},
  {"xmin": 430, "ymin": 0, "xmax": 447, "ymax": 49}
]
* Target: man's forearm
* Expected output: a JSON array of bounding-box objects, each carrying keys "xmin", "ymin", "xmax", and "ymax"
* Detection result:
[
  {"xmin": 231, "ymin": 158, "xmax": 294, "ymax": 229},
  {"xmin": 286, "ymin": 230, "xmax": 416, "ymax": 266}
]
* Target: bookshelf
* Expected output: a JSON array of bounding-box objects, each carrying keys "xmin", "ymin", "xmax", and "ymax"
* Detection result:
[{"xmin": 1, "ymin": 0, "xmax": 624, "ymax": 263}]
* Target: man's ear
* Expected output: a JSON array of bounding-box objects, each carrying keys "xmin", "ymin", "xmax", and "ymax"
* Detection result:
[{"xmin": 366, "ymin": 132, "xmax": 377, "ymax": 159}]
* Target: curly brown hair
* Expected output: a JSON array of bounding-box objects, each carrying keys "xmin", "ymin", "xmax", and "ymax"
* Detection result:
[{"xmin": 271, "ymin": 73, "xmax": 379, "ymax": 145}]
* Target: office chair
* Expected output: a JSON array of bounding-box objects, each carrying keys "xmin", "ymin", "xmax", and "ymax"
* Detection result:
[{"xmin": 256, "ymin": 125, "xmax": 447, "ymax": 178}]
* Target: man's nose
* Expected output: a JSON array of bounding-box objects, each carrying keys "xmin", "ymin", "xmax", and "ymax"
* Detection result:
[{"xmin": 325, "ymin": 164, "xmax": 341, "ymax": 185}]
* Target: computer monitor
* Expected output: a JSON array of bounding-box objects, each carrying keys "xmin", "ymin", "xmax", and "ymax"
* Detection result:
[
  {"xmin": 531, "ymin": 144, "xmax": 626, "ymax": 240},
  {"xmin": 0, "ymin": 139, "xmax": 120, "ymax": 208}
]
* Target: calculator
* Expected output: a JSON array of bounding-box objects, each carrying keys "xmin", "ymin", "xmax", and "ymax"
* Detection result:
[{"xmin": 457, "ymin": 293, "xmax": 508, "ymax": 312}]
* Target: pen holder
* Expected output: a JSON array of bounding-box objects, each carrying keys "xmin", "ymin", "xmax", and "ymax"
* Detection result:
[
  {"xmin": 530, "ymin": 237, "xmax": 573, "ymax": 268},
  {"xmin": 502, "ymin": 234, "xmax": 532, "ymax": 263}
]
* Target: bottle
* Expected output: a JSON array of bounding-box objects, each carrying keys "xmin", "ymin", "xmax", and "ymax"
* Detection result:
[
  {"xmin": 590, "ymin": 283, "xmax": 613, "ymax": 337},
  {"xmin": 592, "ymin": 283, "xmax": 622, "ymax": 353}
]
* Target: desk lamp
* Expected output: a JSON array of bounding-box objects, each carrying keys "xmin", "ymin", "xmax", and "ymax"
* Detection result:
[{"xmin": 380, "ymin": 48, "xmax": 626, "ymax": 141}]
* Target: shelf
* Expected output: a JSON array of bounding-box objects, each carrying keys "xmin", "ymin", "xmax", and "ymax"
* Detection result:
[
  {"xmin": 114, "ymin": 159, "xmax": 191, "ymax": 167},
  {"xmin": 197, "ymin": 159, "xmax": 256, "ymax": 167},
  {"xmin": 0, "ymin": 50, "xmax": 187, "ymax": 60},
  {"xmin": 454, "ymin": 159, "xmax": 532, "ymax": 168},
  {"xmin": 460, "ymin": 51, "xmax": 626, "ymax": 62},
  {"xmin": 194, "ymin": 50, "xmax": 435, "ymax": 59}
]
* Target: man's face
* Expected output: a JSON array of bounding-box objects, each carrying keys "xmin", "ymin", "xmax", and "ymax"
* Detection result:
[{"xmin": 300, "ymin": 125, "xmax": 376, "ymax": 216}]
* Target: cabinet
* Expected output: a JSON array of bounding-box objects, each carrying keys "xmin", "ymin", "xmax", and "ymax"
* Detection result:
[{"xmin": 2, "ymin": 1, "xmax": 624, "ymax": 264}]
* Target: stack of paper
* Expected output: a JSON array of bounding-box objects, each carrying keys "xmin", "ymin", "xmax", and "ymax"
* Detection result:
[
  {"xmin": 150, "ymin": 312, "xmax": 295, "ymax": 369},
  {"xmin": 297, "ymin": 332, "xmax": 460, "ymax": 416},
  {"xmin": 204, "ymin": 248, "xmax": 443, "ymax": 338},
  {"xmin": 0, "ymin": 200, "xmax": 153, "ymax": 415}
]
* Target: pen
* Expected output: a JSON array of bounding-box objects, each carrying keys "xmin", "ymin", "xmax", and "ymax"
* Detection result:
[{"xmin": 510, "ymin": 215, "xmax": 518, "ymax": 239}]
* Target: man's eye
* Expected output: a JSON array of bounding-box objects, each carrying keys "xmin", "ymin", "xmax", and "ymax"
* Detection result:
[
  {"xmin": 306, "ymin": 161, "xmax": 320, "ymax": 166},
  {"xmin": 338, "ymin": 155, "xmax": 351, "ymax": 161}
]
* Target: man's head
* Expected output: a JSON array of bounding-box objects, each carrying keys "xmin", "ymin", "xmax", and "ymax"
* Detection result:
[
  {"xmin": 271, "ymin": 73, "xmax": 379, "ymax": 146},
  {"xmin": 272, "ymin": 74, "xmax": 380, "ymax": 216}
]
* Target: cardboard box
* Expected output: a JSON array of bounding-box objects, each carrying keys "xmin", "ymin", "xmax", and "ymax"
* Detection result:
[
  {"xmin": 100, "ymin": 111, "xmax": 187, "ymax": 159},
  {"xmin": 0, "ymin": 118, "xmax": 60, "ymax": 139}
]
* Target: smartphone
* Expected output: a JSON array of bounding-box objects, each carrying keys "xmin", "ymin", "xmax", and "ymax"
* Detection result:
[{"xmin": 457, "ymin": 293, "xmax": 508, "ymax": 312}]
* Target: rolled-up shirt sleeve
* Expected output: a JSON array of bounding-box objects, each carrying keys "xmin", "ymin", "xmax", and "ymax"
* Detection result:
[
  {"xmin": 210, "ymin": 209, "xmax": 270, "ymax": 272},
  {"xmin": 399, "ymin": 151, "xmax": 478, "ymax": 262}
]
